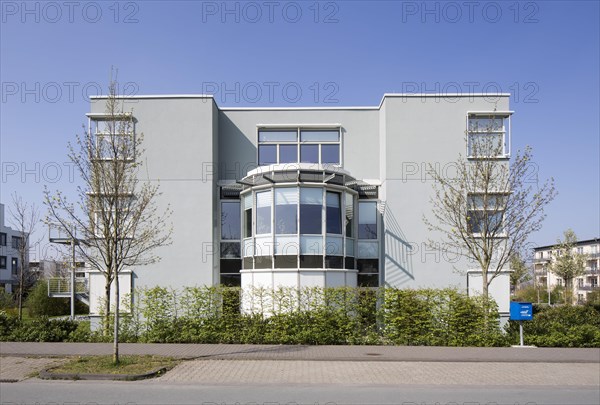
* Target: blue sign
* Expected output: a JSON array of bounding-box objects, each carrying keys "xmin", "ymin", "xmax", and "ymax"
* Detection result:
[{"xmin": 510, "ymin": 302, "xmax": 533, "ymax": 321}]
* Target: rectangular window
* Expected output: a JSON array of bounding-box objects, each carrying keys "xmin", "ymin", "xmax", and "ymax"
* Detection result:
[
  {"xmin": 243, "ymin": 194, "xmax": 252, "ymax": 238},
  {"xmin": 220, "ymin": 259, "xmax": 242, "ymax": 273},
  {"xmin": 11, "ymin": 236, "xmax": 22, "ymax": 250},
  {"xmin": 345, "ymin": 193, "xmax": 354, "ymax": 237},
  {"xmin": 220, "ymin": 242, "xmax": 241, "ymax": 258},
  {"xmin": 326, "ymin": 192, "xmax": 342, "ymax": 234},
  {"xmin": 221, "ymin": 201, "xmax": 241, "ymax": 240},
  {"xmin": 0, "ymin": 256, "xmax": 6, "ymax": 269},
  {"xmin": 300, "ymin": 255, "xmax": 323, "ymax": 269},
  {"xmin": 300, "ymin": 188, "xmax": 323, "ymax": 234},
  {"xmin": 357, "ymin": 259, "xmax": 379, "ymax": 273},
  {"xmin": 467, "ymin": 194, "xmax": 505, "ymax": 235},
  {"xmin": 0, "ymin": 233, "xmax": 6, "ymax": 246},
  {"xmin": 467, "ymin": 114, "xmax": 509, "ymax": 158},
  {"xmin": 11, "ymin": 258, "xmax": 18, "ymax": 275},
  {"xmin": 258, "ymin": 128, "xmax": 341, "ymax": 166},
  {"xmin": 275, "ymin": 188, "xmax": 298, "ymax": 235},
  {"xmin": 256, "ymin": 191, "xmax": 272, "ymax": 235},
  {"xmin": 358, "ymin": 202, "xmax": 377, "ymax": 239}
]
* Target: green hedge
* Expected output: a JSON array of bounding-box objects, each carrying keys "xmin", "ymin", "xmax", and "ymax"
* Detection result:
[{"xmin": 505, "ymin": 304, "xmax": 600, "ymax": 347}]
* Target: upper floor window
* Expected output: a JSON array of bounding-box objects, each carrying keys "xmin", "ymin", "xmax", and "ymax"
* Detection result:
[
  {"xmin": 90, "ymin": 116, "xmax": 135, "ymax": 161},
  {"xmin": 11, "ymin": 236, "xmax": 23, "ymax": 250},
  {"xmin": 0, "ymin": 232, "xmax": 6, "ymax": 246},
  {"xmin": 467, "ymin": 114, "xmax": 510, "ymax": 159},
  {"xmin": 467, "ymin": 193, "xmax": 505, "ymax": 235},
  {"xmin": 258, "ymin": 128, "xmax": 340, "ymax": 166},
  {"xmin": 0, "ymin": 256, "xmax": 6, "ymax": 269}
]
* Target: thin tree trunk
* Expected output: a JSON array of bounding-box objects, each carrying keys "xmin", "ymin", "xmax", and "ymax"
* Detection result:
[
  {"xmin": 113, "ymin": 274, "xmax": 120, "ymax": 364},
  {"xmin": 104, "ymin": 281, "xmax": 111, "ymax": 335}
]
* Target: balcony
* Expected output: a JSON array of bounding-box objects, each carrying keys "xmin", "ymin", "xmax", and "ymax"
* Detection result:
[
  {"xmin": 47, "ymin": 277, "xmax": 89, "ymax": 305},
  {"xmin": 588, "ymin": 252, "xmax": 600, "ymax": 259},
  {"xmin": 584, "ymin": 268, "xmax": 599, "ymax": 275},
  {"xmin": 576, "ymin": 285, "xmax": 599, "ymax": 292},
  {"xmin": 533, "ymin": 257, "xmax": 550, "ymax": 263}
]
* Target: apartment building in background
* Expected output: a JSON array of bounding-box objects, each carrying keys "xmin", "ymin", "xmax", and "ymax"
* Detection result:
[
  {"xmin": 83, "ymin": 93, "xmax": 515, "ymax": 325},
  {"xmin": 533, "ymin": 238, "xmax": 600, "ymax": 303},
  {"xmin": 0, "ymin": 203, "xmax": 27, "ymax": 293}
]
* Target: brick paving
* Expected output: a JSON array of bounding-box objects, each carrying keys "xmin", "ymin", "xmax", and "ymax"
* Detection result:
[
  {"xmin": 0, "ymin": 357, "xmax": 66, "ymax": 382},
  {"xmin": 1, "ymin": 343, "xmax": 599, "ymax": 386},
  {"xmin": 157, "ymin": 359, "xmax": 600, "ymax": 386}
]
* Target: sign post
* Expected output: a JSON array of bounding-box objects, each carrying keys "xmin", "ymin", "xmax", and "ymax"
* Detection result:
[{"xmin": 510, "ymin": 302, "xmax": 533, "ymax": 347}]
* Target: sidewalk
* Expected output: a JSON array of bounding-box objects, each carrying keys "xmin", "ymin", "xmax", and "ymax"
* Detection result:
[{"xmin": 2, "ymin": 342, "xmax": 599, "ymax": 363}]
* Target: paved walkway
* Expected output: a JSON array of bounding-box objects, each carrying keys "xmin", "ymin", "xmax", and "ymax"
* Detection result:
[
  {"xmin": 2, "ymin": 343, "xmax": 599, "ymax": 386},
  {"xmin": 2, "ymin": 342, "xmax": 599, "ymax": 363}
]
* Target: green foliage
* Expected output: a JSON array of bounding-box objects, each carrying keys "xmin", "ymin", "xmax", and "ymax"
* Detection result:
[
  {"xmin": 0, "ymin": 291, "xmax": 15, "ymax": 310},
  {"xmin": 505, "ymin": 305, "xmax": 600, "ymax": 347},
  {"xmin": 513, "ymin": 285, "xmax": 564, "ymax": 305},
  {"xmin": 25, "ymin": 281, "xmax": 88, "ymax": 318},
  {"xmin": 382, "ymin": 288, "xmax": 506, "ymax": 346},
  {"xmin": 0, "ymin": 313, "xmax": 80, "ymax": 342}
]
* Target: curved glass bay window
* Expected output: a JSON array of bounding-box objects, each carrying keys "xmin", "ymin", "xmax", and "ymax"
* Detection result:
[{"xmin": 239, "ymin": 167, "xmax": 370, "ymax": 274}]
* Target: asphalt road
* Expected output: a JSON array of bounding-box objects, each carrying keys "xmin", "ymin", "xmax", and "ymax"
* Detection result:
[{"xmin": 2, "ymin": 379, "xmax": 599, "ymax": 405}]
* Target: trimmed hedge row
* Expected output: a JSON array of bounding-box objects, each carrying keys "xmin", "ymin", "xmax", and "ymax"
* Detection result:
[{"xmin": 2, "ymin": 287, "xmax": 598, "ymax": 347}]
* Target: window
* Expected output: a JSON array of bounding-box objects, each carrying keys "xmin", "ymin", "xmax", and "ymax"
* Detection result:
[
  {"xmin": 11, "ymin": 236, "xmax": 23, "ymax": 250},
  {"xmin": 345, "ymin": 194, "xmax": 354, "ymax": 237},
  {"xmin": 326, "ymin": 192, "xmax": 342, "ymax": 234},
  {"xmin": 11, "ymin": 258, "xmax": 18, "ymax": 275},
  {"xmin": 300, "ymin": 188, "xmax": 322, "ymax": 234},
  {"xmin": 0, "ymin": 256, "xmax": 6, "ymax": 269},
  {"xmin": 467, "ymin": 114, "xmax": 509, "ymax": 158},
  {"xmin": 221, "ymin": 201, "xmax": 241, "ymax": 240},
  {"xmin": 258, "ymin": 128, "xmax": 341, "ymax": 166},
  {"xmin": 92, "ymin": 117, "xmax": 135, "ymax": 161},
  {"xmin": 256, "ymin": 191, "xmax": 272, "ymax": 235},
  {"xmin": 275, "ymin": 188, "xmax": 298, "ymax": 234},
  {"xmin": 358, "ymin": 202, "xmax": 377, "ymax": 239},
  {"xmin": 243, "ymin": 194, "xmax": 252, "ymax": 238},
  {"xmin": 0, "ymin": 233, "xmax": 6, "ymax": 246},
  {"xmin": 467, "ymin": 194, "xmax": 505, "ymax": 235}
]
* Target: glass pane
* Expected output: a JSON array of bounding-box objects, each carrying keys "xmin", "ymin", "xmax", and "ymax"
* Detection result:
[
  {"xmin": 358, "ymin": 202, "xmax": 377, "ymax": 239},
  {"xmin": 259, "ymin": 130, "xmax": 297, "ymax": 142},
  {"xmin": 242, "ymin": 238, "xmax": 254, "ymax": 257},
  {"xmin": 243, "ymin": 257, "xmax": 253, "ymax": 269},
  {"xmin": 300, "ymin": 144, "xmax": 319, "ymax": 163},
  {"xmin": 279, "ymin": 144, "xmax": 298, "ymax": 164},
  {"xmin": 345, "ymin": 238, "xmax": 355, "ymax": 256},
  {"xmin": 244, "ymin": 208, "xmax": 252, "ymax": 238},
  {"xmin": 275, "ymin": 235, "xmax": 298, "ymax": 255},
  {"xmin": 345, "ymin": 193, "xmax": 354, "ymax": 237},
  {"xmin": 357, "ymin": 259, "xmax": 379, "ymax": 273},
  {"xmin": 321, "ymin": 144, "xmax": 340, "ymax": 164},
  {"xmin": 300, "ymin": 236, "xmax": 323, "ymax": 255},
  {"xmin": 358, "ymin": 241, "xmax": 378, "ymax": 258},
  {"xmin": 300, "ymin": 130, "xmax": 339, "ymax": 142},
  {"xmin": 220, "ymin": 242, "xmax": 241, "ymax": 258},
  {"xmin": 326, "ymin": 192, "xmax": 342, "ymax": 234},
  {"xmin": 300, "ymin": 255, "xmax": 323, "ymax": 269},
  {"xmin": 275, "ymin": 188, "xmax": 298, "ymax": 234},
  {"xmin": 221, "ymin": 201, "xmax": 241, "ymax": 240},
  {"xmin": 220, "ymin": 259, "xmax": 241, "ymax": 273},
  {"xmin": 357, "ymin": 274, "xmax": 379, "ymax": 287},
  {"xmin": 274, "ymin": 255, "xmax": 297, "ymax": 269},
  {"xmin": 220, "ymin": 274, "xmax": 241, "ymax": 286},
  {"xmin": 255, "ymin": 236, "xmax": 273, "ymax": 256},
  {"xmin": 468, "ymin": 118, "xmax": 504, "ymax": 132},
  {"xmin": 258, "ymin": 144, "xmax": 277, "ymax": 165},
  {"xmin": 300, "ymin": 187, "xmax": 322, "ymax": 235},
  {"xmin": 256, "ymin": 191, "xmax": 271, "ymax": 235},
  {"xmin": 255, "ymin": 256, "xmax": 272, "ymax": 269},
  {"xmin": 325, "ymin": 236, "xmax": 343, "ymax": 256},
  {"xmin": 344, "ymin": 257, "xmax": 355, "ymax": 270},
  {"xmin": 468, "ymin": 133, "xmax": 504, "ymax": 157},
  {"xmin": 325, "ymin": 256, "xmax": 343, "ymax": 269}
]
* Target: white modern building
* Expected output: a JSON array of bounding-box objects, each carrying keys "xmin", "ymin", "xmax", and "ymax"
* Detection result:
[
  {"xmin": 0, "ymin": 203, "xmax": 26, "ymax": 293},
  {"xmin": 533, "ymin": 238, "xmax": 600, "ymax": 303},
  {"xmin": 84, "ymin": 93, "xmax": 514, "ymax": 324}
]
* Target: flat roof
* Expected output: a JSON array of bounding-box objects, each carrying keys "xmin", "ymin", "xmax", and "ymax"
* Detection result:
[
  {"xmin": 90, "ymin": 93, "xmax": 511, "ymax": 111},
  {"xmin": 533, "ymin": 238, "xmax": 600, "ymax": 251}
]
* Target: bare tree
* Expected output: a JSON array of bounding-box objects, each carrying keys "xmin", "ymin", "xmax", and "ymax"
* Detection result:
[
  {"xmin": 424, "ymin": 115, "xmax": 556, "ymax": 303},
  {"xmin": 8, "ymin": 193, "xmax": 40, "ymax": 320},
  {"xmin": 549, "ymin": 229, "xmax": 586, "ymax": 305},
  {"xmin": 44, "ymin": 78, "xmax": 172, "ymax": 363}
]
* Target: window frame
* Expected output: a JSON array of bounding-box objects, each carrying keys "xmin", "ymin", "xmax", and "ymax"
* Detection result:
[
  {"xmin": 257, "ymin": 127, "xmax": 342, "ymax": 166},
  {"xmin": 466, "ymin": 192, "xmax": 508, "ymax": 237},
  {"xmin": 0, "ymin": 232, "xmax": 6, "ymax": 246},
  {"xmin": 466, "ymin": 113, "xmax": 511, "ymax": 159}
]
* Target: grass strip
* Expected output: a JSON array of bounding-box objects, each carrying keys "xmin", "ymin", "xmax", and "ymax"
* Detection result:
[{"xmin": 50, "ymin": 355, "xmax": 179, "ymax": 375}]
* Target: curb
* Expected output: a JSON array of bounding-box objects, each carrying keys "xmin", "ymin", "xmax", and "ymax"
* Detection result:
[{"xmin": 38, "ymin": 366, "xmax": 168, "ymax": 381}]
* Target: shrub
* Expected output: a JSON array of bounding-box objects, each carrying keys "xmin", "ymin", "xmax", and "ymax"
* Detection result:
[
  {"xmin": 25, "ymin": 281, "xmax": 88, "ymax": 318},
  {"xmin": 505, "ymin": 305, "xmax": 600, "ymax": 347},
  {"xmin": 8, "ymin": 317, "xmax": 79, "ymax": 342}
]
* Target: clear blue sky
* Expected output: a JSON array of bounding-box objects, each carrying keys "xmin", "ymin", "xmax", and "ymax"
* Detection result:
[{"xmin": 1, "ymin": 0, "xmax": 599, "ymax": 259}]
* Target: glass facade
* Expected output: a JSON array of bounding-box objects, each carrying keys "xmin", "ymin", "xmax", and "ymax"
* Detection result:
[{"xmin": 258, "ymin": 128, "xmax": 341, "ymax": 165}]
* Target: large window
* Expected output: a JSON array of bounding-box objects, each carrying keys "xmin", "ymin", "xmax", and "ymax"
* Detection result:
[
  {"xmin": 220, "ymin": 199, "xmax": 241, "ymax": 286},
  {"xmin": 467, "ymin": 194, "xmax": 505, "ymax": 235},
  {"xmin": 256, "ymin": 191, "xmax": 272, "ymax": 234},
  {"xmin": 358, "ymin": 202, "xmax": 377, "ymax": 239},
  {"xmin": 221, "ymin": 201, "xmax": 241, "ymax": 240},
  {"xmin": 0, "ymin": 256, "xmax": 6, "ymax": 269},
  {"xmin": 300, "ymin": 188, "xmax": 322, "ymax": 234},
  {"xmin": 258, "ymin": 128, "xmax": 341, "ymax": 166},
  {"xmin": 467, "ymin": 115, "xmax": 509, "ymax": 158},
  {"xmin": 11, "ymin": 236, "xmax": 22, "ymax": 250},
  {"xmin": 275, "ymin": 188, "xmax": 298, "ymax": 234},
  {"xmin": 326, "ymin": 192, "xmax": 342, "ymax": 234},
  {"xmin": 0, "ymin": 233, "xmax": 6, "ymax": 246}
]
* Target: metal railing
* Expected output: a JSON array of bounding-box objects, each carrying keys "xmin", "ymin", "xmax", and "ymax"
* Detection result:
[{"xmin": 47, "ymin": 277, "xmax": 88, "ymax": 295}]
